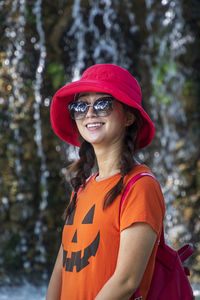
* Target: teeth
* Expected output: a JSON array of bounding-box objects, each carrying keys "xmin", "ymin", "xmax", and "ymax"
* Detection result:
[{"xmin": 87, "ymin": 123, "xmax": 103, "ymax": 128}]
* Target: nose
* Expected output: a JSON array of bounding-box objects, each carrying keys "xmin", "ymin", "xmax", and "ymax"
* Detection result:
[{"xmin": 85, "ymin": 104, "xmax": 97, "ymax": 118}]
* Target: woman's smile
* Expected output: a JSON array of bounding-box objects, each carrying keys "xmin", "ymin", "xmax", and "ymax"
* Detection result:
[{"xmin": 85, "ymin": 122, "xmax": 105, "ymax": 130}]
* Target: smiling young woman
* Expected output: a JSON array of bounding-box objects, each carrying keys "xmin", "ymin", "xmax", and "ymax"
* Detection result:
[{"xmin": 47, "ymin": 64, "xmax": 165, "ymax": 300}]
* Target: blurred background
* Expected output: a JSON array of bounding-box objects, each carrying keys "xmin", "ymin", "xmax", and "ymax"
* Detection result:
[{"xmin": 0, "ymin": 0, "xmax": 199, "ymax": 298}]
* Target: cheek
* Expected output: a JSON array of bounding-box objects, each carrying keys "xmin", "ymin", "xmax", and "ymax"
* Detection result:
[
  {"xmin": 109, "ymin": 107, "xmax": 127, "ymax": 130},
  {"xmin": 75, "ymin": 120, "xmax": 84, "ymax": 135},
  {"xmin": 113, "ymin": 103, "xmax": 127, "ymax": 121}
]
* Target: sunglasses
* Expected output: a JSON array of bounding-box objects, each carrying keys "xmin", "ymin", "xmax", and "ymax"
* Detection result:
[{"xmin": 68, "ymin": 96, "xmax": 115, "ymax": 120}]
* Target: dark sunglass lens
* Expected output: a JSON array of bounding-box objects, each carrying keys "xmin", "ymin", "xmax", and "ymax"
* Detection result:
[
  {"xmin": 75, "ymin": 101, "xmax": 88, "ymax": 112},
  {"xmin": 68, "ymin": 101, "xmax": 88, "ymax": 120},
  {"xmin": 94, "ymin": 97, "xmax": 114, "ymax": 116}
]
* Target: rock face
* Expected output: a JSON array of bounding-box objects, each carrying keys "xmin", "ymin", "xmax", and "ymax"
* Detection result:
[{"xmin": 0, "ymin": 0, "xmax": 199, "ymax": 284}]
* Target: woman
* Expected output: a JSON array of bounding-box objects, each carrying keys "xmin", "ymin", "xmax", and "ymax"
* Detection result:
[{"xmin": 46, "ymin": 64, "xmax": 165, "ymax": 300}]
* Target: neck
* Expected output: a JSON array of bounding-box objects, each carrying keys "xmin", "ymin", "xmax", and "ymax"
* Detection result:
[{"xmin": 93, "ymin": 142, "xmax": 122, "ymax": 180}]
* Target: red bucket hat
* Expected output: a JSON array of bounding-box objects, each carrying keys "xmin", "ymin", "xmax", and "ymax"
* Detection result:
[{"xmin": 50, "ymin": 64, "xmax": 155, "ymax": 149}]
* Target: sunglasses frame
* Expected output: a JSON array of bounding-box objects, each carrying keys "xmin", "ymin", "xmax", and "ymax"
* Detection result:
[{"xmin": 68, "ymin": 96, "xmax": 115, "ymax": 120}]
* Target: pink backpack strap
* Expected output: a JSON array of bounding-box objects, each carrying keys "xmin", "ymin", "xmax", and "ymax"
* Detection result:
[
  {"xmin": 178, "ymin": 244, "xmax": 194, "ymax": 263},
  {"xmin": 120, "ymin": 172, "xmax": 159, "ymax": 300},
  {"xmin": 120, "ymin": 172, "xmax": 156, "ymax": 211}
]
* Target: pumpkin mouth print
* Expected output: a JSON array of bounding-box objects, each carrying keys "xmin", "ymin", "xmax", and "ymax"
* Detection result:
[{"xmin": 63, "ymin": 204, "xmax": 100, "ymax": 272}]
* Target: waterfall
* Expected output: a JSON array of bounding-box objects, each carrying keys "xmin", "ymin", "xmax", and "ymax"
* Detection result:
[
  {"xmin": 143, "ymin": 0, "xmax": 194, "ymax": 241},
  {"xmin": 1, "ymin": 0, "xmax": 49, "ymax": 279},
  {"xmin": 66, "ymin": 0, "xmax": 138, "ymax": 158},
  {"xmin": 67, "ymin": 0, "xmax": 137, "ymax": 81},
  {"xmin": 32, "ymin": 0, "xmax": 48, "ymax": 209},
  {"xmin": 68, "ymin": 0, "xmax": 87, "ymax": 80},
  {"xmin": 32, "ymin": 0, "xmax": 48, "ymax": 269},
  {"xmin": 3, "ymin": 0, "xmax": 27, "ymax": 182}
]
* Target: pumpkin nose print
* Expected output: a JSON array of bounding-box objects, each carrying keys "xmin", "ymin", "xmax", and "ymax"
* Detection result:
[
  {"xmin": 63, "ymin": 204, "xmax": 100, "ymax": 272},
  {"xmin": 71, "ymin": 230, "xmax": 78, "ymax": 243}
]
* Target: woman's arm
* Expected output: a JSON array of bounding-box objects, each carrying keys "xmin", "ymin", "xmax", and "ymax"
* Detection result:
[
  {"xmin": 46, "ymin": 244, "xmax": 63, "ymax": 300},
  {"xmin": 95, "ymin": 222, "xmax": 157, "ymax": 300}
]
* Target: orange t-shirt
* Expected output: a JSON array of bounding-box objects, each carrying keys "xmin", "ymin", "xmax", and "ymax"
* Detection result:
[{"xmin": 61, "ymin": 164, "xmax": 165, "ymax": 300}]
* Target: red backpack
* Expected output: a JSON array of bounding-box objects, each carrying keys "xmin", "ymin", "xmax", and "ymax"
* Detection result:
[{"xmin": 120, "ymin": 172, "xmax": 194, "ymax": 300}]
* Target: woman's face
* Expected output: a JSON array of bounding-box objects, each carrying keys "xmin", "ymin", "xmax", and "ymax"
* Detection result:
[{"xmin": 74, "ymin": 92, "xmax": 135, "ymax": 149}]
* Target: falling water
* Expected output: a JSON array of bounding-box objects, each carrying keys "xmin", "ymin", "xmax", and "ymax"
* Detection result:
[
  {"xmin": 0, "ymin": 0, "xmax": 49, "ymax": 278},
  {"xmin": 3, "ymin": 0, "xmax": 27, "ymax": 181},
  {"xmin": 67, "ymin": 0, "xmax": 137, "ymax": 81},
  {"xmin": 140, "ymin": 0, "xmax": 195, "ymax": 242},
  {"xmin": 68, "ymin": 0, "xmax": 87, "ymax": 80},
  {"xmin": 32, "ymin": 0, "xmax": 48, "ymax": 268},
  {"xmin": 66, "ymin": 0, "xmax": 138, "ymax": 157},
  {"xmin": 32, "ymin": 0, "xmax": 48, "ymax": 208}
]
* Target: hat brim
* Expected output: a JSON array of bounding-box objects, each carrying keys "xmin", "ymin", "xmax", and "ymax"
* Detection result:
[{"xmin": 50, "ymin": 79, "xmax": 155, "ymax": 149}]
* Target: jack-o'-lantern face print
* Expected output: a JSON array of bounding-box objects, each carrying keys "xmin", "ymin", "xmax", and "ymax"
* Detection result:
[{"xmin": 63, "ymin": 204, "xmax": 100, "ymax": 272}]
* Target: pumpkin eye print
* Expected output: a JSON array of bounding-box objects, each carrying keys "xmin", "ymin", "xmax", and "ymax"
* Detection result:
[
  {"xmin": 63, "ymin": 204, "xmax": 100, "ymax": 272},
  {"xmin": 65, "ymin": 204, "xmax": 95, "ymax": 226},
  {"xmin": 71, "ymin": 205, "xmax": 95, "ymax": 243},
  {"xmin": 82, "ymin": 204, "xmax": 95, "ymax": 224}
]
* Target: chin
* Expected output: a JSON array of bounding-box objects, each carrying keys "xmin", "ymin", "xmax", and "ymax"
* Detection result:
[
  {"xmin": 87, "ymin": 139, "xmax": 102, "ymax": 145},
  {"xmin": 82, "ymin": 135, "xmax": 104, "ymax": 145}
]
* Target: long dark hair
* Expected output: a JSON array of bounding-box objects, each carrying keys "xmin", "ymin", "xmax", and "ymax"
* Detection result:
[{"xmin": 64, "ymin": 107, "xmax": 142, "ymax": 220}]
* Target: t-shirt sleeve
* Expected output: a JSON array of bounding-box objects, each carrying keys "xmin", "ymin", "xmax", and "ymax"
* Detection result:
[{"xmin": 120, "ymin": 176, "xmax": 165, "ymax": 236}]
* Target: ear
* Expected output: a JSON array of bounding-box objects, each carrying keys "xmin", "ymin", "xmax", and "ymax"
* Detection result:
[{"xmin": 125, "ymin": 111, "xmax": 135, "ymax": 127}]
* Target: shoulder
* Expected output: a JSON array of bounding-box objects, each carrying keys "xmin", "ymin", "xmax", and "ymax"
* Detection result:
[
  {"xmin": 120, "ymin": 165, "xmax": 165, "ymax": 234},
  {"xmin": 122, "ymin": 164, "xmax": 165, "ymax": 217},
  {"xmin": 124, "ymin": 164, "xmax": 155, "ymax": 185}
]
